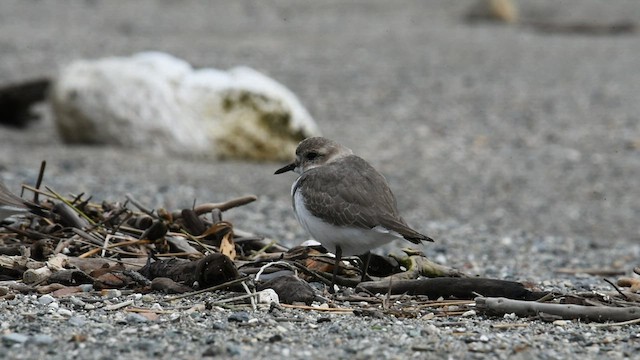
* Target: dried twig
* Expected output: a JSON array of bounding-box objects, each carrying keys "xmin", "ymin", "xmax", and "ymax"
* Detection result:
[{"xmin": 165, "ymin": 276, "xmax": 250, "ymax": 301}]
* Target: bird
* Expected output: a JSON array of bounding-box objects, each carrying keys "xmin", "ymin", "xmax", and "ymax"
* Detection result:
[
  {"xmin": 275, "ymin": 137, "xmax": 433, "ymax": 289},
  {"xmin": 0, "ymin": 181, "xmax": 41, "ymax": 221}
]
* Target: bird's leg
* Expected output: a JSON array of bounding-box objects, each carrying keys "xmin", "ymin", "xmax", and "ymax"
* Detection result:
[
  {"xmin": 330, "ymin": 245, "xmax": 342, "ymax": 293},
  {"xmin": 360, "ymin": 251, "xmax": 372, "ymax": 283}
]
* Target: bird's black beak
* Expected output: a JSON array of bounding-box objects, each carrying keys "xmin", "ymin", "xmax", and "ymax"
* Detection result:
[{"xmin": 274, "ymin": 163, "xmax": 296, "ymax": 175}]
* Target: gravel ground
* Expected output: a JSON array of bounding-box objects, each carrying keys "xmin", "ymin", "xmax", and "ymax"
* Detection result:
[{"xmin": 1, "ymin": 0, "xmax": 639, "ymax": 359}]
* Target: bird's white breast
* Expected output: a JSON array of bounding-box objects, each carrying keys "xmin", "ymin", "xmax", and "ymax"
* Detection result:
[{"xmin": 292, "ymin": 180, "xmax": 402, "ymax": 256}]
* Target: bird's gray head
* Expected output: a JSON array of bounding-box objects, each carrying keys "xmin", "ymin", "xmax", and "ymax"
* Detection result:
[{"xmin": 274, "ymin": 137, "xmax": 353, "ymax": 175}]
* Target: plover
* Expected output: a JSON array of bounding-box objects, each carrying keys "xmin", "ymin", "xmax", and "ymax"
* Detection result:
[{"xmin": 275, "ymin": 137, "xmax": 433, "ymax": 288}]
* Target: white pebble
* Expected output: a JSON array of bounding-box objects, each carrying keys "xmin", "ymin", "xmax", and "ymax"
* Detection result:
[
  {"xmin": 258, "ymin": 289, "xmax": 279, "ymax": 305},
  {"xmin": 58, "ymin": 308, "xmax": 73, "ymax": 317},
  {"xmin": 461, "ymin": 310, "xmax": 476, "ymax": 317},
  {"xmin": 38, "ymin": 294, "xmax": 55, "ymax": 305}
]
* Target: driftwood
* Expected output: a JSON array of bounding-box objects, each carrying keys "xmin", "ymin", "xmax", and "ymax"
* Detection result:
[
  {"xmin": 476, "ymin": 296, "xmax": 640, "ymax": 323},
  {"xmin": 356, "ymin": 277, "xmax": 547, "ymax": 301}
]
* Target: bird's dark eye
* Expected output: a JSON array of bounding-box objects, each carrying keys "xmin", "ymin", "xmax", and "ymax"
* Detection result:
[{"xmin": 306, "ymin": 152, "xmax": 319, "ymax": 160}]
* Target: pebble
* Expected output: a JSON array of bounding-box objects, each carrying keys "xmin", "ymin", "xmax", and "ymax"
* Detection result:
[
  {"xmin": 103, "ymin": 289, "xmax": 122, "ymax": 299},
  {"xmin": 58, "ymin": 308, "xmax": 73, "ymax": 317},
  {"xmin": 2, "ymin": 333, "xmax": 29, "ymax": 344},
  {"xmin": 258, "ymin": 289, "xmax": 279, "ymax": 304},
  {"xmin": 211, "ymin": 322, "xmax": 227, "ymax": 331},
  {"xmin": 228, "ymin": 312, "xmax": 250, "ymax": 323},
  {"xmin": 78, "ymin": 284, "xmax": 93, "ymax": 292},
  {"xmin": 68, "ymin": 316, "xmax": 87, "ymax": 327},
  {"xmin": 126, "ymin": 313, "xmax": 149, "ymax": 323},
  {"xmin": 69, "ymin": 296, "xmax": 86, "ymax": 307},
  {"xmin": 461, "ymin": 310, "xmax": 476, "ymax": 317},
  {"xmin": 31, "ymin": 334, "xmax": 55, "ymax": 345},
  {"xmin": 38, "ymin": 294, "xmax": 55, "ymax": 305}
]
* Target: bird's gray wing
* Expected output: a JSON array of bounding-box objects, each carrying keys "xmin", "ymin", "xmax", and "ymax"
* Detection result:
[{"xmin": 296, "ymin": 156, "xmax": 431, "ymax": 243}]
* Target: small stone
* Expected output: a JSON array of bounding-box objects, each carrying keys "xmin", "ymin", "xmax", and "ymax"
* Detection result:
[
  {"xmin": 228, "ymin": 312, "xmax": 250, "ymax": 323},
  {"xmin": 189, "ymin": 312, "xmax": 203, "ymax": 320},
  {"xmin": 2, "ymin": 333, "xmax": 29, "ymax": 344},
  {"xmin": 211, "ymin": 321, "xmax": 227, "ymax": 331},
  {"xmin": 69, "ymin": 296, "xmax": 86, "ymax": 307},
  {"xmin": 226, "ymin": 344, "xmax": 242, "ymax": 356},
  {"xmin": 126, "ymin": 313, "xmax": 149, "ymax": 323},
  {"xmin": 38, "ymin": 294, "xmax": 55, "ymax": 305},
  {"xmin": 275, "ymin": 325, "xmax": 288, "ymax": 333},
  {"xmin": 141, "ymin": 294, "xmax": 155, "ymax": 302},
  {"xmin": 58, "ymin": 308, "xmax": 73, "ymax": 317},
  {"xmin": 203, "ymin": 345, "xmax": 223, "ymax": 357},
  {"xmin": 78, "ymin": 284, "xmax": 93, "ymax": 292},
  {"xmin": 281, "ymin": 347, "xmax": 291, "ymax": 357},
  {"xmin": 553, "ymin": 320, "xmax": 569, "ymax": 326},
  {"xmin": 150, "ymin": 303, "xmax": 163, "ymax": 311},
  {"xmin": 461, "ymin": 310, "xmax": 476, "ymax": 317},
  {"xmin": 269, "ymin": 334, "xmax": 283, "ymax": 343},
  {"xmin": 421, "ymin": 313, "xmax": 435, "ymax": 320},
  {"xmin": 421, "ymin": 324, "xmax": 440, "ymax": 336},
  {"xmin": 84, "ymin": 304, "xmax": 95, "ymax": 310},
  {"xmin": 31, "ymin": 334, "xmax": 55, "ymax": 345},
  {"xmin": 48, "ymin": 302, "xmax": 59, "ymax": 310},
  {"xmin": 102, "ymin": 289, "xmax": 121, "ymax": 299},
  {"xmin": 503, "ymin": 313, "xmax": 517, "ymax": 320},
  {"xmin": 258, "ymin": 289, "xmax": 279, "ymax": 305},
  {"xmin": 169, "ymin": 313, "xmax": 181, "ymax": 322},
  {"xmin": 68, "ymin": 316, "xmax": 87, "ymax": 327}
]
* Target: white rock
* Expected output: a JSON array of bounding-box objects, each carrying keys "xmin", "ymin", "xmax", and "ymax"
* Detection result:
[
  {"xmin": 50, "ymin": 52, "xmax": 320, "ymax": 161},
  {"xmin": 461, "ymin": 309, "xmax": 476, "ymax": 317},
  {"xmin": 37, "ymin": 294, "xmax": 55, "ymax": 305},
  {"xmin": 258, "ymin": 289, "xmax": 280, "ymax": 305},
  {"xmin": 58, "ymin": 308, "xmax": 73, "ymax": 317}
]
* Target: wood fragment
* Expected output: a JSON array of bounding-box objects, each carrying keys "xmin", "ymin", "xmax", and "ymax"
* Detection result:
[
  {"xmin": 170, "ymin": 195, "xmax": 257, "ymax": 219},
  {"xmin": 164, "ymin": 276, "xmax": 250, "ymax": 301},
  {"xmin": 476, "ymin": 296, "xmax": 640, "ymax": 323},
  {"xmin": 104, "ymin": 300, "xmax": 135, "ymax": 311},
  {"xmin": 357, "ymin": 277, "xmax": 547, "ymax": 301},
  {"xmin": 280, "ymin": 303, "xmax": 353, "ymax": 313}
]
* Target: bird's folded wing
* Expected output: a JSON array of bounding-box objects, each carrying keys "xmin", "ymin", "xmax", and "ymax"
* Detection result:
[{"xmin": 298, "ymin": 156, "xmax": 403, "ymax": 230}]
